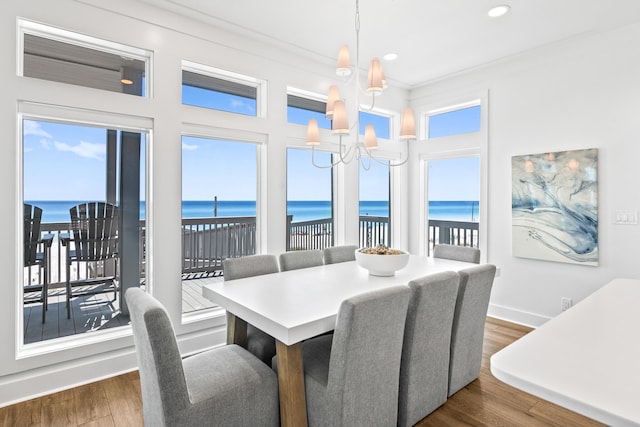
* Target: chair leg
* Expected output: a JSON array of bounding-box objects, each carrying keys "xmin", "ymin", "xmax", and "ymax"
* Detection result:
[
  {"xmin": 41, "ymin": 265, "xmax": 47, "ymax": 324},
  {"xmin": 66, "ymin": 262, "xmax": 71, "ymax": 319},
  {"xmin": 42, "ymin": 284, "xmax": 47, "ymax": 324}
]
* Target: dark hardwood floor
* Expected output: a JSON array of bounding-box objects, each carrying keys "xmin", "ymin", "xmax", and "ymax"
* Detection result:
[{"xmin": 0, "ymin": 317, "xmax": 604, "ymax": 426}]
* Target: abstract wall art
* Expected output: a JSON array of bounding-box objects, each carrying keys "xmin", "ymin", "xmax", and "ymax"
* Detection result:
[{"xmin": 512, "ymin": 148, "xmax": 598, "ymax": 266}]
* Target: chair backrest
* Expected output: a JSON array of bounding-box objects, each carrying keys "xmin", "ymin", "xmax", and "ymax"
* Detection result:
[
  {"xmin": 70, "ymin": 202, "xmax": 118, "ymax": 262},
  {"xmin": 398, "ymin": 271, "xmax": 460, "ymax": 427},
  {"xmin": 448, "ymin": 264, "xmax": 497, "ymax": 396},
  {"xmin": 23, "ymin": 203, "xmax": 42, "ymax": 267},
  {"xmin": 125, "ymin": 288, "xmax": 190, "ymax": 426},
  {"xmin": 433, "ymin": 244, "xmax": 481, "ymax": 264},
  {"xmin": 279, "ymin": 249, "xmax": 324, "ymax": 271},
  {"xmin": 328, "ymin": 285, "xmax": 411, "ymax": 426},
  {"xmin": 323, "ymin": 245, "xmax": 357, "ymax": 264},
  {"xmin": 222, "ymin": 254, "xmax": 279, "ymax": 281}
]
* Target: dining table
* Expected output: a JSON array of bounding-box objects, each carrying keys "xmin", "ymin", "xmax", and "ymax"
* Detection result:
[{"xmin": 201, "ymin": 254, "xmax": 475, "ymax": 427}]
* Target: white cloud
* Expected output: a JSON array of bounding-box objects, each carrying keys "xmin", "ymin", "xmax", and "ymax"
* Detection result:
[
  {"xmin": 230, "ymin": 99, "xmax": 255, "ymax": 114},
  {"xmin": 40, "ymin": 139, "xmax": 51, "ymax": 150},
  {"xmin": 182, "ymin": 142, "xmax": 199, "ymax": 151},
  {"xmin": 54, "ymin": 140, "xmax": 105, "ymax": 160},
  {"xmin": 23, "ymin": 121, "xmax": 52, "ymax": 138}
]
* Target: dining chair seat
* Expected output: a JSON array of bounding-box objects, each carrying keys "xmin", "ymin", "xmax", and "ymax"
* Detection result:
[
  {"xmin": 126, "ymin": 288, "xmax": 279, "ymax": 427},
  {"xmin": 275, "ymin": 286, "xmax": 411, "ymax": 426}
]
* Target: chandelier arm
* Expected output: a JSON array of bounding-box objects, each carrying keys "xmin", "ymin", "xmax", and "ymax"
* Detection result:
[
  {"xmin": 337, "ymin": 135, "xmax": 358, "ymax": 163},
  {"xmin": 362, "ymin": 139, "xmax": 412, "ymax": 167},
  {"xmin": 360, "ymin": 93, "xmax": 377, "ymax": 112},
  {"xmin": 358, "ymin": 152, "xmax": 372, "ymax": 171},
  {"xmin": 311, "ymin": 144, "xmax": 344, "ymax": 169}
]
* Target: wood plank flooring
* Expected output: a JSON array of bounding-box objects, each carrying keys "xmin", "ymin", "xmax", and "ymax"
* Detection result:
[{"xmin": 1, "ymin": 317, "xmax": 604, "ymax": 426}]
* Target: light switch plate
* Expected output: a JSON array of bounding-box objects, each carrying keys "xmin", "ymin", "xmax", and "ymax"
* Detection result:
[{"xmin": 615, "ymin": 210, "xmax": 638, "ymax": 225}]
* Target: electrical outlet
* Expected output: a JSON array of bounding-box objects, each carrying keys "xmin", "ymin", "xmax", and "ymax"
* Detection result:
[{"xmin": 561, "ymin": 297, "xmax": 573, "ymax": 311}]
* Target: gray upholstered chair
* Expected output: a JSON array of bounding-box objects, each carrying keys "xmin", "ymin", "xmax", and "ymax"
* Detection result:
[
  {"xmin": 448, "ymin": 264, "xmax": 497, "ymax": 396},
  {"xmin": 277, "ymin": 286, "xmax": 410, "ymax": 426},
  {"xmin": 278, "ymin": 249, "xmax": 324, "ymax": 271},
  {"xmin": 322, "ymin": 245, "xmax": 357, "ymax": 264},
  {"xmin": 433, "ymin": 243, "xmax": 481, "ymax": 264},
  {"xmin": 125, "ymin": 288, "xmax": 279, "ymax": 427},
  {"xmin": 397, "ymin": 271, "xmax": 459, "ymax": 427},
  {"xmin": 222, "ymin": 254, "xmax": 279, "ymax": 364},
  {"xmin": 222, "ymin": 254, "xmax": 279, "ymax": 280}
]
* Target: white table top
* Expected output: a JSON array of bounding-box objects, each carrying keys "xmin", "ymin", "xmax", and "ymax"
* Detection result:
[
  {"xmin": 490, "ymin": 278, "xmax": 640, "ymax": 426},
  {"xmin": 201, "ymin": 255, "xmax": 473, "ymax": 346}
]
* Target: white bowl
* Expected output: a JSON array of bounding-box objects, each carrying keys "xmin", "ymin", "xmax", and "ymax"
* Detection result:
[{"xmin": 355, "ymin": 248, "xmax": 410, "ymax": 276}]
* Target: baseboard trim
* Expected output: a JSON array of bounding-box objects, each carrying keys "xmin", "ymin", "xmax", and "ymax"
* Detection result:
[{"xmin": 487, "ymin": 303, "xmax": 551, "ymax": 328}]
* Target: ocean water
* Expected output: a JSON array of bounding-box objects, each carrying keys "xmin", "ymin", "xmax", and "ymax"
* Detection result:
[{"xmin": 25, "ymin": 200, "xmax": 479, "ymax": 223}]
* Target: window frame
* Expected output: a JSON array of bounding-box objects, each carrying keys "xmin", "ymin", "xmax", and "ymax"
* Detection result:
[
  {"xmin": 16, "ymin": 101, "xmax": 152, "ymax": 358},
  {"xmin": 413, "ymin": 92, "xmax": 488, "ymax": 257},
  {"xmin": 424, "ymin": 100, "xmax": 481, "ymax": 140},
  {"xmin": 17, "ymin": 19, "xmax": 152, "ymax": 97},
  {"xmin": 182, "ymin": 60, "xmax": 266, "ymax": 117}
]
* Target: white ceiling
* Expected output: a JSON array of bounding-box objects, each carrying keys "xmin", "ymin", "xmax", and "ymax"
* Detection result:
[{"xmin": 135, "ymin": 0, "xmax": 640, "ymax": 88}]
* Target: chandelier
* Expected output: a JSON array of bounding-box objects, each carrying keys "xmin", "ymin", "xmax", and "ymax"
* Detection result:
[{"xmin": 305, "ymin": 0, "xmax": 416, "ymax": 169}]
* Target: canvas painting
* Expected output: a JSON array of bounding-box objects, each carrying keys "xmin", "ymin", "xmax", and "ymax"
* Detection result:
[{"xmin": 512, "ymin": 148, "xmax": 598, "ymax": 266}]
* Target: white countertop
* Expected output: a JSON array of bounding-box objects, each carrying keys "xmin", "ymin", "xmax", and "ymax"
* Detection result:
[
  {"xmin": 201, "ymin": 255, "xmax": 473, "ymax": 345},
  {"xmin": 490, "ymin": 278, "xmax": 640, "ymax": 426}
]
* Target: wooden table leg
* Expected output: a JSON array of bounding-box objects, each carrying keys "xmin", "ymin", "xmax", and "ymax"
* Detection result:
[
  {"xmin": 276, "ymin": 340, "xmax": 308, "ymax": 427},
  {"xmin": 226, "ymin": 312, "xmax": 247, "ymax": 347}
]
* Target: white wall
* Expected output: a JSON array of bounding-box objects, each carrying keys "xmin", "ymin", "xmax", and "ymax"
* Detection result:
[
  {"xmin": 0, "ymin": 0, "xmax": 409, "ymax": 406},
  {"xmin": 408, "ymin": 21, "xmax": 640, "ymax": 326}
]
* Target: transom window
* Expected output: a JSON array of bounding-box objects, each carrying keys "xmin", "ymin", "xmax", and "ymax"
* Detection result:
[
  {"xmin": 287, "ymin": 94, "xmax": 331, "ymax": 129},
  {"xmin": 182, "ymin": 61, "xmax": 263, "ymax": 116},
  {"xmin": 19, "ymin": 20, "xmax": 150, "ymax": 97},
  {"xmin": 428, "ymin": 104, "xmax": 481, "ymax": 138}
]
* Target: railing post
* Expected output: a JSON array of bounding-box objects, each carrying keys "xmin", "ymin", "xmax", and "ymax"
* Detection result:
[
  {"xmin": 286, "ymin": 215, "xmax": 293, "ymax": 251},
  {"xmin": 440, "ymin": 226, "xmax": 451, "ymax": 244}
]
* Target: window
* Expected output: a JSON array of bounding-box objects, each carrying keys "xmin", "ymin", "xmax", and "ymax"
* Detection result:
[
  {"xmin": 22, "ymin": 118, "xmax": 147, "ymax": 344},
  {"xmin": 426, "ymin": 157, "xmax": 480, "ymax": 252},
  {"xmin": 428, "ymin": 105, "xmax": 481, "ymax": 138},
  {"xmin": 287, "ymin": 94, "xmax": 331, "ymax": 129},
  {"xmin": 359, "ymin": 159, "xmax": 390, "ymax": 247},
  {"xmin": 181, "ymin": 137, "xmax": 257, "ymax": 313},
  {"xmin": 182, "ymin": 62, "xmax": 263, "ymax": 116},
  {"xmin": 286, "ymin": 148, "xmax": 334, "ymax": 250},
  {"xmin": 20, "ymin": 20, "xmax": 150, "ymax": 97}
]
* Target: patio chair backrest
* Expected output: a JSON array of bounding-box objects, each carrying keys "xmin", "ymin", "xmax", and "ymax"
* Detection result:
[
  {"xmin": 70, "ymin": 202, "xmax": 118, "ymax": 262},
  {"xmin": 24, "ymin": 203, "xmax": 43, "ymax": 267}
]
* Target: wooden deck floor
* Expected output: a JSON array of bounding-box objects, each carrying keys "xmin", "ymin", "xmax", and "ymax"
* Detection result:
[{"xmin": 23, "ymin": 276, "xmax": 220, "ymax": 344}]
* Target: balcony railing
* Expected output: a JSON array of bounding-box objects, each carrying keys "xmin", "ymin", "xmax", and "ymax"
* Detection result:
[
  {"xmin": 30, "ymin": 216, "xmax": 478, "ymax": 286},
  {"xmin": 427, "ymin": 219, "xmax": 479, "ymax": 255}
]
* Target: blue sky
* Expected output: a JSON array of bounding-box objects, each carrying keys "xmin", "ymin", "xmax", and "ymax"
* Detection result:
[{"xmin": 23, "ymin": 87, "xmax": 480, "ymax": 202}]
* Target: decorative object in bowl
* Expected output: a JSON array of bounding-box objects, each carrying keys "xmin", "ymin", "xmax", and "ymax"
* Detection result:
[{"xmin": 355, "ymin": 245, "xmax": 410, "ymax": 276}]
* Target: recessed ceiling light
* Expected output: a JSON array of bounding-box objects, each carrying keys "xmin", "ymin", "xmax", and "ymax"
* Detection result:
[
  {"xmin": 383, "ymin": 53, "xmax": 398, "ymax": 61},
  {"xmin": 488, "ymin": 5, "xmax": 511, "ymax": 18},
  {"xmin": 121, "ymin": 78, "xmax": 133, "ymax": 85}
]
